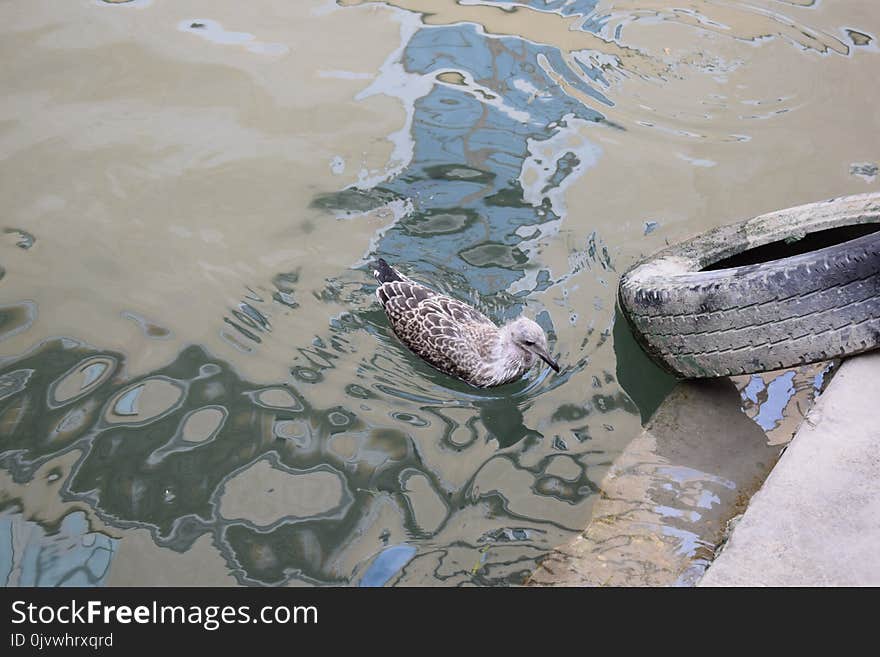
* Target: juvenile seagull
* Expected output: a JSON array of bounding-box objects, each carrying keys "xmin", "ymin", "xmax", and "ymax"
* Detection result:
[{"xmin": 373, "ymin": 258, "xmax": 560, "ymax": 388}]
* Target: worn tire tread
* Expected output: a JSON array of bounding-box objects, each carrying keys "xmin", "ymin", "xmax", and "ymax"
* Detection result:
[{"xmin": 618, "ymin": 193, "xmax": 880, "ymax": 378}]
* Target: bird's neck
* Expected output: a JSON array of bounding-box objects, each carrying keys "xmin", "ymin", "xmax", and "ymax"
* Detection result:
[{"xmin": 480, "ymin": 325, "xmax": 533, "ymax": 385}]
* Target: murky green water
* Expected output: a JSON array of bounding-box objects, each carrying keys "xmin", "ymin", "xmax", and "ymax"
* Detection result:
[{"xmin": 1, "ymin": 0, "xmax": 877, "ymax": 586}]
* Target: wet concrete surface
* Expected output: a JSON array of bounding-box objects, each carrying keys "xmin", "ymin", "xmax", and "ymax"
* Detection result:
[
  {"xmin": 699, "ymin": 352, "xmax": 880, "ymax": 587},
  {"xmin": 528, "ymin": 362, "xmax": 831, "ymax": 586}
]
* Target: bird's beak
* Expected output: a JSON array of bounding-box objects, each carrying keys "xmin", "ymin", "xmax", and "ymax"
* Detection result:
[{"xmin": 535, "ymin": 347, "xmax": 561, "ymax": 373}]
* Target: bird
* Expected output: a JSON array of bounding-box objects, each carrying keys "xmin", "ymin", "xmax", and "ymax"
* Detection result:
[{"xmin": 372, "ymin": 258, "xmax": 560, "ymax": 388}]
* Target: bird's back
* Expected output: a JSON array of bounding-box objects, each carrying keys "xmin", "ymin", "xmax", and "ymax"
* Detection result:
[{"xmin": 373, "ymin": 259, "xmax": 499, "ymax": 385}]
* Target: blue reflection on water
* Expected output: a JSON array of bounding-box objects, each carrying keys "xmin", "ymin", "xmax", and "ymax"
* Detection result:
[
  {"xmin": 358, "ymin": 544, "xmax": 418, "ymax": 587},
  {"xmin": 0, "ymin": 512, "xmax": 116, "ymax": 587},
  {"xmin": 373, "ymin": 22, "xmax": 609, "ymax": 296},
  {"xmin": 479, "ymin": 1, "xmax": 599, "ymax": 16}
]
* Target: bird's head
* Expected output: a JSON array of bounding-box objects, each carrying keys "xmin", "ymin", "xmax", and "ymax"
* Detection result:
[{"xmin": 507, "ymin": 317, "xmax": 560, "ymax": 373}]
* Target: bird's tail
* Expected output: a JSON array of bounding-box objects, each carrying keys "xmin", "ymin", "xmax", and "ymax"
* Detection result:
[{"xmin": 373, "ymin": 258, "xmax": 405, "ymax": 284}]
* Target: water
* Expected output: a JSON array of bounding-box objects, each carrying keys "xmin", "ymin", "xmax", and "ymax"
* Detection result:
[{"xmin": 0, "ymin": 0, "xmax": 877, "ymax": 586}]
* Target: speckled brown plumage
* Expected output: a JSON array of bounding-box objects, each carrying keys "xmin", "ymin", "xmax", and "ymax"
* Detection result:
[{"xmin": 373, "ymin": 259, "xmax": 560, "ymax": 387}]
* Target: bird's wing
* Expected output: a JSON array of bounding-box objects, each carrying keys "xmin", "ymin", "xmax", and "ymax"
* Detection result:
[
  {"xmin": 376, "ymin": 281, "xmax": 494, "ymax": 330},
  {"xmin": 376, "ymin": 281, "xmax": 496, "ymax": 378}
]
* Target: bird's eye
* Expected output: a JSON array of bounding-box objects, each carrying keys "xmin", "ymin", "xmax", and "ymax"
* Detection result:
[{"xmin": 523, "ymin": 340, "xmax": 534, "ymax": 346}]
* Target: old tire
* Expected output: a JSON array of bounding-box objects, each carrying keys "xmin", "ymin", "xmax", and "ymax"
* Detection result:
[{"xmin": 618, "ymin": 193, "xmax": 880, "ymax": 378}]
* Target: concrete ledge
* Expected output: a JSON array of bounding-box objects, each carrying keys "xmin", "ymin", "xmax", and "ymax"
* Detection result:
[
  {"xmin": 699, "ymin": 351, "xmax": 880, "ymax": 586},
  {"xmin": 526, "ymin": 365, "xmax": 826, "ymax": 586}
]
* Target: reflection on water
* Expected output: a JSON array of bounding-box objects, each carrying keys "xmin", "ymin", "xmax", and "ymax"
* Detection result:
[
  {"xmin": 1, "ymin": 0, "xmax": 878, "ymax": 585},
  {"xmin": 0, "ymin": 511, "xmax": 116, "ymax": 587},
  {"xmin": 0, "ymin": 293, "xmax": 613, "ymax": 584}
]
